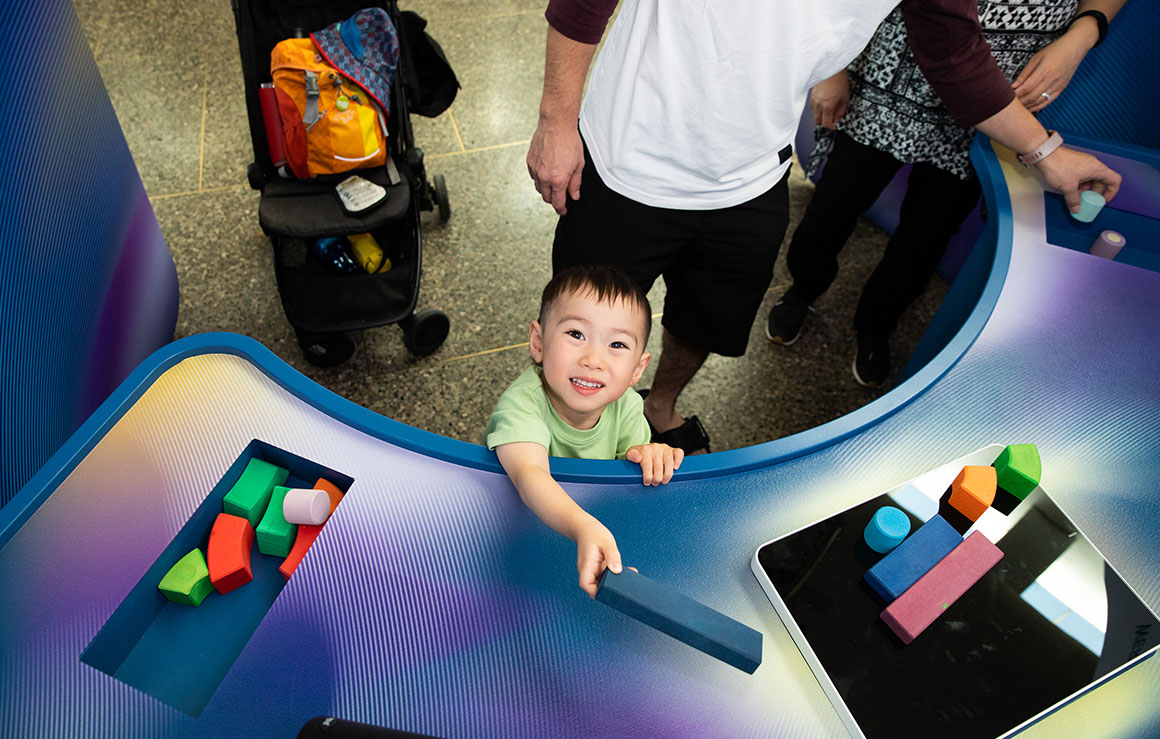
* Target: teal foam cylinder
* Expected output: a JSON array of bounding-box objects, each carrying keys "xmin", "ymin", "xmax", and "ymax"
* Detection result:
[
  {"xmin": 864, "ymin": 506, "xmax": 911, "ymax": 554},
  {"xmin": 1071, "ymin": 190, "xmax": 1106, "ymax": 223}
]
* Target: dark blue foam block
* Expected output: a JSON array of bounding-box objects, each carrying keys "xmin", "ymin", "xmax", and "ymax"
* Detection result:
[
  {"xmin": 595, "ymin": 568, "xmax": 763, "ymax": 673},
  {"xmin": 864, "ymin": 515, "xmax": 962, "ymax": 602}
]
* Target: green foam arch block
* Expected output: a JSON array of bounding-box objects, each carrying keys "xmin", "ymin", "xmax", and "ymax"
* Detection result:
[
  {"xmin": 256, "ymin": 485, "xmax": 298, "ymax": 558},
  {"xmin": 158, "ymin": 548, "xmax": 214, "ymax": 606},
  {"xmin": 223, "ymin": 458, "xmax": 289, "ymax": 527}
]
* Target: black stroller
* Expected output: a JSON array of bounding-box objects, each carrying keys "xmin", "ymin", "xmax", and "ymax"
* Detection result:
[{"xmin": 231, "ymin": 0, "xmax": 455, "ymax": 366}]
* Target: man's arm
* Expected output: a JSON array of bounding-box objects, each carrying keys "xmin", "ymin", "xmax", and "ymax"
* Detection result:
[
  {"xmin": 496, "ymin": 442, "xmax": 622, "ymax": 597},
  {"xmin": 527, "ymin": 27, "xmax": 596, "ymax": 215},
  {"xmin": 902, "ymin": 0, "xmax": 1120, "ymax": 211},
  {"xmin": 527, "ymin": 0, "xmax": 617, "ymax": 215}
]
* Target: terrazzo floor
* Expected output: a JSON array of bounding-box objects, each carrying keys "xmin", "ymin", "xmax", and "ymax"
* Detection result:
[{"xmin": 75, "ymin": 0, "xmax": 956, "ymax": 453}]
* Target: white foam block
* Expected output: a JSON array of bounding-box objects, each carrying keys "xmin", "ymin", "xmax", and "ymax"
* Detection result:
[{"xmin": 282, "ymin": 488, "xmax": 331, "ymax": 525}]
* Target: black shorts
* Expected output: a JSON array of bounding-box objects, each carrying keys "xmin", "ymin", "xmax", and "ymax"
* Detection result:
[{"xmin": 553, "ymin": 143, "xmax": 791, "ymax": 357}]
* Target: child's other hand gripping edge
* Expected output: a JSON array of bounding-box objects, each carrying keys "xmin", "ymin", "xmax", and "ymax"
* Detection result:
[{"xmin": 625, "ymin": 442, "xmax": 684, "ymax": 486}]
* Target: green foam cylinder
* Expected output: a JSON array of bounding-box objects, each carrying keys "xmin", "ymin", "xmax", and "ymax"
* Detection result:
[
  {"xmin": 256, "ymin": 485, "xmax": 298, "ymax": 558},
  {"xmin": 158, "ymin": 549, "xmax": 214, "ymax": 606},
  {"xmin": 223, "ymin": 458, "xmax": 289, "ymax": 527}
]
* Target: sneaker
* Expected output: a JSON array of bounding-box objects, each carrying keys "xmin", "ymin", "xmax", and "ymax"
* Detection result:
[
  {"xmin": 766, "ymin": 289, "xmax": 813, "ymax": 345},
  {"xmin": 852, "ymin": 331, "xmax": 891, "ymax": 388}
]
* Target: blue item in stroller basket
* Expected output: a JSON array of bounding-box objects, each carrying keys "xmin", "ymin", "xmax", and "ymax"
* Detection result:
[{"xmin": 312, "ymin": 237, "xmax": 362, "ymax": 275}]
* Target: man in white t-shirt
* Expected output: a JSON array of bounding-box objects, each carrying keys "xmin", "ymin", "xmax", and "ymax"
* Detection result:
[{"xmin": 528, "ymin": 0, "xmax": 1120, "ymax": 454}]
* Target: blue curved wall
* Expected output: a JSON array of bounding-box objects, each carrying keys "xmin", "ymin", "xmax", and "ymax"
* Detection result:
[{"xmin": 0, "ymin": 2, "xmax": 178, "ymax": 507}]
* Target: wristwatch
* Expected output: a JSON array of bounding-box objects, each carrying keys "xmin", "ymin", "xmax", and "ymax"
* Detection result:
[{"xmin": 1018, "ymin": 130, "xmax": 1064, "ymax": 167}]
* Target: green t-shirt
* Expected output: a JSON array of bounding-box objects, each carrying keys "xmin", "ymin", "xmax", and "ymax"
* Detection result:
[{"xmin": 485, "ymin": 366, "xmax": 651, "ymax": 460}]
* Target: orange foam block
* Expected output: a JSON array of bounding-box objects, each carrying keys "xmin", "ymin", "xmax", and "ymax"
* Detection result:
[
  {"xmin": 314, "ymin": 477, "xmax": 344, "ymax": 513},
  {"xmin": 949, "ymin": 465, "xmax": 997, "ymax": 522},
  {"xmin": 279, "ymin": 523, "xmax": 323, "ymax": 580},
  {"xmin": 207, "ymin": 513, "xmax": 255, "ymax": 594}
]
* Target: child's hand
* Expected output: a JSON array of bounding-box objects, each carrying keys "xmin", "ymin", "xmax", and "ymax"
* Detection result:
[
  {"xmin": 575, "ymin": 519, "xmax": 622, "ymax": 598},
  {"xmin": 626, "ymin": 443, "xmax": 684, "ymax": 486}
]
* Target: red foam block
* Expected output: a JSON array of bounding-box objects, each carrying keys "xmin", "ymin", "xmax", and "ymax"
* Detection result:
[
  {"xmin": 207, "ymin": 513, "xmax": 256, "ymax": 594},
  {"xmin": 279, "ymin": 523, "xmax": 323, "ymax": 580},
  {"xmin": 881, "ymin": 531, "xmax": 1003, "ymax": 644},
  {"xmin": 313, "ymin": 477, "xmax": 344, "ymax": 514}
]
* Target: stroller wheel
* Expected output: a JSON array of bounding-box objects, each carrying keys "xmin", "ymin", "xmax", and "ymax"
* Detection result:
[
  {"xmin": 297, "ymin": 330, "xmax": 356, "ymax": 368},
  {"xmin": 401, "ymin": 309, "xmax": 450, "ymax": 357},
  {"xmin": 433, "ymin": 174, "xmax": 450, "ymax": 222}
]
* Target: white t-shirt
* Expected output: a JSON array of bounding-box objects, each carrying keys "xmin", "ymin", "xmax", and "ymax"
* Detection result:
[{"xmin": 579, "ymin": 0, "xmax": 901, "ymax": 210}]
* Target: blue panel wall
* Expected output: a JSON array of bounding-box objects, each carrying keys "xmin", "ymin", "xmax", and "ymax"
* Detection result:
[{"xmin": 0, "ymin": 2, "xmax": 178, "ymax": 506}]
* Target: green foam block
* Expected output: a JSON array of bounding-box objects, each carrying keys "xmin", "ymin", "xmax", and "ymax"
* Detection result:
[
  {"xmin": 223, "ymin": 458, "xmax": 289, "ymax": 527},
  {"xmin": 994, "ymin": 444, "xmax": 1041, "ymax": 499},
  {"xmin": 158, "ymin": 548, "xmax": 214, "ymax": 606},
  {"xmin": 256, "ymin": 485, "xmax": 298, "ymax": 558}
]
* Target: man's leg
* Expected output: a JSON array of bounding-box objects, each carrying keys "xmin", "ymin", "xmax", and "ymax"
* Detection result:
[
  {"xmin": 644, "ymin": 172, "xmax": 793, "ymax": 449},
  {"xmin": 552, "ymin": 139, "xmax": 679, "ymax": 291},
  {"xmin": 641, "ymin": 328, "xmax": 706, "ymax": 434},
  {"xmin": 553, "ymin": 139, "xmax": 704, "ymax": 451}
]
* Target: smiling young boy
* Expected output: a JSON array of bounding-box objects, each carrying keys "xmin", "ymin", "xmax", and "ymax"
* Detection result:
[{"xmin": 486, "ymin": 264, "xmax": 684, "ymax": 597}]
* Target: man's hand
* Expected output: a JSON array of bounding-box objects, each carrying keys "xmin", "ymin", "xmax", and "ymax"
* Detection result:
[
  {"xmin": 810, "ymin": 70, "xmax": 850, "ymax": 129},
  {"xmin": 575, "ymin": 518, "xmax": 621, "ymax": 598},
  {"xmin": 527, "ymin": 120, "xmax": 584, "ymax": 215},
  {"xmin": 626, "ymin": 443, "xmax": 684, "ymax": 486},
  {"xmin": 1035, "ymin": 146, "xmax": 1121, "ymax": 213},
  {"xmin": 528, "ymin": 25, "xmax": 598, "ymax": 215}
]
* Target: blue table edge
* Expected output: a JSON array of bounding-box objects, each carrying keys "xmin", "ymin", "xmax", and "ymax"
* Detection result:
[{"xmin": 0, "ymin": 135, "xmax": 1018, "ymax": 550}]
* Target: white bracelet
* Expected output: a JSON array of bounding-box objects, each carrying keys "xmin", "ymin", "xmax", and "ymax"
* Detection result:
[{"xmin": 1018, "ymin": 130, "xmax": 1064, "ymax": 167}]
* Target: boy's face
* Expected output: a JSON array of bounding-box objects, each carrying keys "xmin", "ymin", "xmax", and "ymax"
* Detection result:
[{"xmin": 530, "ymin": 289, "xmax": 651, "ymax": 430}]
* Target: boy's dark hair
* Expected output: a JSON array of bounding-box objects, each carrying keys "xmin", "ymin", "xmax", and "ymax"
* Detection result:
[{"xmin": 539, "ymin": 264, "xmax": 652, "ymax": 345}]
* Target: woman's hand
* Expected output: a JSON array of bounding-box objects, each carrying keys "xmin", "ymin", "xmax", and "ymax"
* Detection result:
[
  {"xmin": 810, "ymin": 70, "xmax": 850, "ymax": 129},
  {"xmin": 1012, "ymin": 30, "xmax": 1092, "ymax": 113}
]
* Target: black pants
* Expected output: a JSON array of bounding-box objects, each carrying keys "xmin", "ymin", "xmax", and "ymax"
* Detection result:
[
  {"xmin": 787, "ymin": 132, "xmax": 981, "ymax": 336},
  {"xmin": 553, "ymin": 141, "xmax": 791, "ymax": 357}
]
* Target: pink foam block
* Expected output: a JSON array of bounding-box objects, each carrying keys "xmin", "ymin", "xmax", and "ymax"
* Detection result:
[{"xmin": 881, "ymin": 531, "xmax": 1003, "ymax": 644}]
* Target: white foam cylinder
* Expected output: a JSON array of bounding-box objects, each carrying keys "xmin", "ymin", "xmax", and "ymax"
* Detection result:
[{"xmin": 282, "ymin": 488, "xmax": 331, "ymax": 525}]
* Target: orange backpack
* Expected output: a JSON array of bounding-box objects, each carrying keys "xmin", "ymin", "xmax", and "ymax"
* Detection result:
[{"xmin": 270, "ymin": 37, "xmax": 387, "ymax": 179}]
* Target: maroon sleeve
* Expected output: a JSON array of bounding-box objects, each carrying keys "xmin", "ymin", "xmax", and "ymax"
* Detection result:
[
  {"xmin": 545, "ymin": 0, "xmax": 619, "ymax": 45},
  {"xmin": 901, "ymin": 0, "xmax": 1015, "ymax": 128}
]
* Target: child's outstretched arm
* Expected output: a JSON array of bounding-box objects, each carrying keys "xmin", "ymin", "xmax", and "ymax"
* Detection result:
[
  {"xmin": 625, "ymin": 443, "xmax": 684, "ymax": 486},
  {"xmin": 495, "ymin": 441, "xmax": 623, "ymax": 597}
]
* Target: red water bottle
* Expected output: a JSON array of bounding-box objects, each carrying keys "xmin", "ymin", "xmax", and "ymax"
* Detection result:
[{"xmin": 259, "ymin": 83, "xmax": 287, "ymax": 169}]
